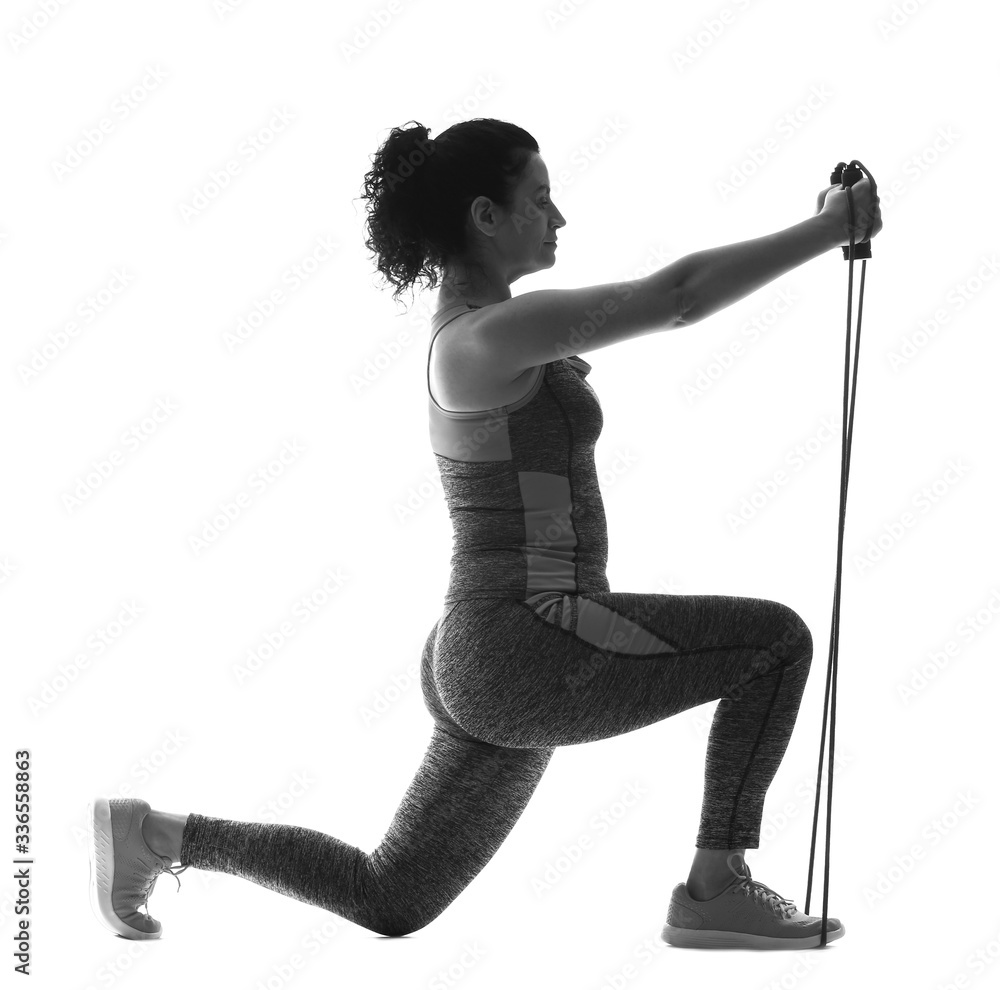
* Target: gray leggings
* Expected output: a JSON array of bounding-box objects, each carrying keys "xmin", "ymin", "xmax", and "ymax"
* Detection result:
[{"xmin": 180, "ymin": 592, "xmax": 812, "ymax": 936}]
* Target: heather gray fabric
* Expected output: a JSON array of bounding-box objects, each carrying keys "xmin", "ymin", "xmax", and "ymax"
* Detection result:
[
  {"xmin": 178, "ymin": 304, "xmax": 814, "ymax": 936},
  {"xmin": 426, "ymin": 302, "xmax": 610, "ymax": 604}
]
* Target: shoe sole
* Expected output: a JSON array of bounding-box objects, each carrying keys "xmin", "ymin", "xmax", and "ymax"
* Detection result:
[
  {"xmin": 88, "ymin": 798, "xmax": 161, "ymax": 940},
  {"xmin": 661, "ymin": 921, "xmax": 845, "ymax": 949}
]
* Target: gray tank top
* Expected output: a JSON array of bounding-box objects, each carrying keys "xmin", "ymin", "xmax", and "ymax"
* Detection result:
[{"xmin": 427, "ymin": 302, "xmax": 610, "ymax": 605}]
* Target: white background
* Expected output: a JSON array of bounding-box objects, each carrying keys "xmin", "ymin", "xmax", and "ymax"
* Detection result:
[{"xmin": 3, "ymin": 0, "xmax": 999, "ymax": 987}]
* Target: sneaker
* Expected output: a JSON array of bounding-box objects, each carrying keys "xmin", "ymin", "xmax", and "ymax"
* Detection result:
[
  {"xmin": 89, "ymin": 797, "xmax": 189, "ymax": 939},
  {"xmin": 661, "ymin": 860, "xmax": 845, "ymax": 949}
]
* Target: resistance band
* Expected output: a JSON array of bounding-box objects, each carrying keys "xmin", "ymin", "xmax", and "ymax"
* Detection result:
[{"xmin": 803, "ymin": 160, "xmax": 879, "ymax": 946}]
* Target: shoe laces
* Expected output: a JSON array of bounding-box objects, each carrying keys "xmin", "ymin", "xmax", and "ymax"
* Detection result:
[
  {"xmin": 731, "ymin": 866, "xmax": 798, "ymax": 919},
  {"xmin": 139, "ymin": 861, "xmax": 190, "ymax": 918}
]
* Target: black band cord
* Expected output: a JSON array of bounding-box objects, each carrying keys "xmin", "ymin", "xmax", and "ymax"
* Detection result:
[{"xmin": 803, "ymin": 160, "xmax": 877, "ymax": 947}]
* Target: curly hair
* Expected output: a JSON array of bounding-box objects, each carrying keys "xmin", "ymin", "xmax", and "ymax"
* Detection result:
[{"xmin": 359, "ymin": 118, "xmax": 540, "ymax": 306}]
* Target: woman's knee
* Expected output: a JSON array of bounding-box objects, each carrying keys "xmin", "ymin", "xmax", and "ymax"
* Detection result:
[
  {"xmin": 767, "ymin": 602, "xmax": 813, "ymax": 667},
  {"xmin": 368, "ymin": 903, "xmax": 441, "ymax": 938}
]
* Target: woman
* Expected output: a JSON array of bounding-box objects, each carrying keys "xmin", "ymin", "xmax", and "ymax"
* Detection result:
[{"xmin": 89, "ymin": 117, "xmax": 880, "ymax": 950}]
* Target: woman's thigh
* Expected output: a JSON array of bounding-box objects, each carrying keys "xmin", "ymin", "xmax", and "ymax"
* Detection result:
[{"xmin": 427, "ymin": 593, "xmax": 812, "ymax": 749}]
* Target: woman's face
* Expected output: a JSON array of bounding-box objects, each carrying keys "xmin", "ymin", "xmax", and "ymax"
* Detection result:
[{"xmin": 490, "ymin": 152, "xmax": 565, "ymax": 282}]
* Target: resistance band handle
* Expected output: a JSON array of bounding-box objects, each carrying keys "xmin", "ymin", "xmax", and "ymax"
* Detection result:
[{"xmin": 829, "ymin": 160, "xmax": 877, "ymax": 261}]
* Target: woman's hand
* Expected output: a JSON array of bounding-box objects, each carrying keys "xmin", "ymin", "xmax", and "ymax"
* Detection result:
[{"xmin": 815, "ymin": 176, "xmax": 883, "ymax": 248}]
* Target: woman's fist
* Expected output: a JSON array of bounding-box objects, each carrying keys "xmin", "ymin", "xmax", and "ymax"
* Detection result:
[{"xmin": 816, "ymin": 176, "xmax": 883, "ymax": 248}]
